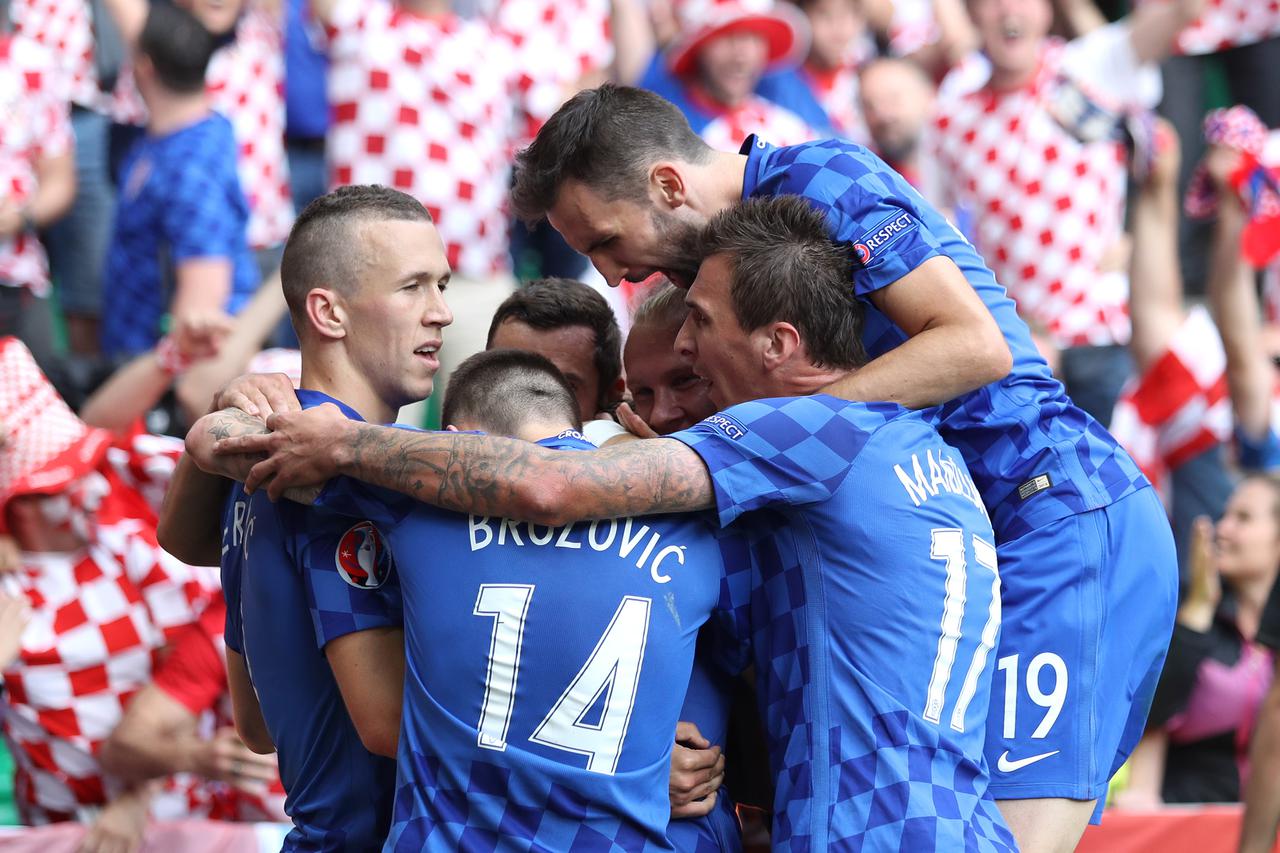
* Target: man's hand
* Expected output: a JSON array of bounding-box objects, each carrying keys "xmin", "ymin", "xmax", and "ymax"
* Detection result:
[
  {"xmin": 615, "ymin": 402, "xmax": 660, "ymax": 439},
  {"xmin": 1204, "ymin": 144, "xmax": 1245, "ymax": 195},
  {"xmin": 169, "ymin": 310, "xmax": 233, "ymax": 364},
  {"xmin": 669, "ymin": 721, "xmax": 725, "ymax": 819},
  {"xmin": 78, "ymin": 787, "xmax": 150, "ymax": 853},
  {"xmin": 214, "ymin": 404, "xmax": 354, "ymax": 499},
  {"xmin": 213, "ymin": 372, "xmax": 301, "ymax": 419},
  {"xmin": 1178, "ymin": 516, "xmax": 1221, "ymax": 633},
  {"xmin": 0, "ymin": 591, "xmax": 31, "ymax": 670},
  {"xmin": 192, "ymin": 727, "xmax": 277, "ymax": 795}
]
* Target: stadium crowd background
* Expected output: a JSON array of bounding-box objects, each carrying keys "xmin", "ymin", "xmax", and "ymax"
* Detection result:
[{"xmin": 0, "ymin": 0, "xmax": 1279, "ymax": 848}]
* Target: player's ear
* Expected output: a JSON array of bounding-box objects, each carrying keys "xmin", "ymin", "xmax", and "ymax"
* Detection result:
[
  {"xmin": 444, "ymin": 424, "xmax": 459, "ymax": 432},
  {"xmin": 305, "ymin": 288, "xmax": 347, "ymax": 341},
  {"xmin": 650, "ymin": 163, "xmax": 688, "ymax": 210},
  {"xmin": 760, "ymin": 322, "xmax": 801, "ymax": 373}
]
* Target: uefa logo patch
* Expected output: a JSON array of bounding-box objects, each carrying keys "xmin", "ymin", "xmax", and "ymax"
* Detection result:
[
  {"xmin": 335, "ymin": 521, "xmax": 393, "ymax": 589},
  {"xmin": 852, "ymin": 243, "xmax": 872, "ymax": 265}
]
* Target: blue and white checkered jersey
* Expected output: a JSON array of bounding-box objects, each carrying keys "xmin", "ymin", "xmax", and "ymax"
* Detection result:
[
  {"xmin": 315, "ymin": 434, "xmax": 727, "ymax": 852},
  {"xmin": 740, "ymin": 135, "xmax": 1149, "ymax": 541},
  {"xmin": 221, "ymin": 388, "xmax": 402, "ymax": 851},
  {"xmin": 671, "ymin": 396, "xmax": 1017, "ymax": 852}
]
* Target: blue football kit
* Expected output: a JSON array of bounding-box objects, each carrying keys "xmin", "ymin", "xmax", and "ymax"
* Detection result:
[
  {"xmin": 221, "ymin": 390, "xmax": 400, "ymax": 850},
  {"xmin": 672, "ymin": 396, "xmax": 1016, "ymax": 851},
  {"xmin": 317, "ymin": 432, "xmax": 727, "ymax": 852},
  {"xmin": 103, "ymin": 113, "xmax": 258, "ymax": 359},
  {"xmin": 668, "ymin": 642, "xmax": 742, "ymax": 853},
  {"xmin": 741, "ymin": 134, "xmax": 1178, "ymax": 806}
]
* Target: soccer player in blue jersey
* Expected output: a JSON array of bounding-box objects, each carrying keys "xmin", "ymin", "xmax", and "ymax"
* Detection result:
[
  {"xmin": 502, "ymin": 84, "xmax": 1177, "ymax": 853},
  {"xmin": 160, "ymin": 185, "xmax": 453, "ymax": 849},
  {"xmin": 310, "ymin": 347, "xmax": 729, "ymax": 851},
  {"xmin": 214, "ymin": 197, "xmax": 1018, "ymax": 851}
]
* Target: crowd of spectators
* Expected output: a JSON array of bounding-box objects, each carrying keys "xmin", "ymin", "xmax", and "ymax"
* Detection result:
[{"xmin": 1, "ymin": 0, "xmax": 1280, "ymax": 845}]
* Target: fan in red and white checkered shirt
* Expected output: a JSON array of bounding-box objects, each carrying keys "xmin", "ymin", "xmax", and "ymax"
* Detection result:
[
  {"xmin": 322, "ymin": 0, "xmax": 586, "ymax": 279},
  {"xmin": 1136, "ymin": 0, "xmax": 1280, "ymax": 56},
  {"xmin": 0, "ymin": 337, "xmax": 220, "ymax": 825},
  {"xmin": 664, "ymin": 0, "xmax": 822, "ymax": 151},
  {"xmin": 0, "ymin": 32, "xmax": 72, "ymax": 301}
]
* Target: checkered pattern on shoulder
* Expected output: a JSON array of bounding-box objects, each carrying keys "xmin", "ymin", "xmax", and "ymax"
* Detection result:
[
  {"xmin": 741, "ymin": 134, "xmax": 1149, "ymax": 538},
  {"xmin": 0, "ymin": 35, "xmax": 72, "ymax": 297},
  {"xmin": 325, "ymin": 0, "xmax": 547, "ymax": 277},
  {"xmin": 930, "ymin": 39, "xmax": 1133, "ymax": 349}
]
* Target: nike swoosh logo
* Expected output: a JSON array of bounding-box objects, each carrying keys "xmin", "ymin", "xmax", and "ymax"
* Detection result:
[{"xmin": 997, "ymin": 749, "xmax": 1060, "ymax": 773}]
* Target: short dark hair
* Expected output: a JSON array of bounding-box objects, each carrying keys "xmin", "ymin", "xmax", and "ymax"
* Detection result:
[
  {"xmin": 698, "ymin": 196, "xmax": 866, "ymax": 369},
  {"xmin": 138, "ymin": 3, "xmax": 216, "ymax": 94},
  {"xmin": 511, "ymin": 85, "xmax": 712, "ymax": 225},
  {"xmin": 443, "ymin": 349, "xmax": 581, "ymax": 437},
  {"xmin": 279, "ymin": 185, "xmax": 433, "ymax": 329},
  {"xmin": 486, "ymin": 278, "xmax": 622, "ymax": 411}
]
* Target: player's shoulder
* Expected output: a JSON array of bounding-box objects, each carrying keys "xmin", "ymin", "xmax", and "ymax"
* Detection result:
[
  {"xmin": 763, "ymin": 137, "xmax": 886, "ymax": 191},
  {"xmin": 712, "ymin": 395, "xmax": 909, "ymax": 443}
]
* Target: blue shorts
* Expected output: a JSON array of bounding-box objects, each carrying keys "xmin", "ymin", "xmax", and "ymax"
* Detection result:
[{"xmin": 984, "ymin": 486, "xmax": 1176, "ymax": 813}]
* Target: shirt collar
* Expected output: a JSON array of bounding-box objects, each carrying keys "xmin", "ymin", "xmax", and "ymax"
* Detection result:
[
  {"xmin": 739, "ymin": 134, "xmax": 772, "ymax": 200},
  {"xmin": 295, "ymin": 389, "xmax": 367, "ymax": 422}
]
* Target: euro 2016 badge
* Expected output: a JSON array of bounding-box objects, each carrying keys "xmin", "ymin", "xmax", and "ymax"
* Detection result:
[{"xmin": 335, "ymin": 521, "xmax": 393, "ymax": 589}]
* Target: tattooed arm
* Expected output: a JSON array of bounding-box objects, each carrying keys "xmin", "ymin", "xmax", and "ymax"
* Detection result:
[
  {"xmin": 158, "ymin": 408, "xmax": 269, "ymax": 564},
  {"xmin": 216, "ymin": 404, "xmax": 716, "ymax": 525}
]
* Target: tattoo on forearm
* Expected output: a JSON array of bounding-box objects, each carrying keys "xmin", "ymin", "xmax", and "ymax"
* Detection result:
[
  {"xmin": 207, "ymin": 408, "xmax": 269, "ymax": 442},
  {"xmin": 343, "ymin": 424, "xmax": 712, "ymax": 521}
]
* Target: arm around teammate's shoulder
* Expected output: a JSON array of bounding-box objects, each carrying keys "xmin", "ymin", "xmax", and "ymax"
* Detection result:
[
  {"xmin": 825, "ymin": 256, "xmax": 1012, "ymax": 408},
  {"xmin": 216, "ymin": 407, "xmax": 716, "ymax": 525}
]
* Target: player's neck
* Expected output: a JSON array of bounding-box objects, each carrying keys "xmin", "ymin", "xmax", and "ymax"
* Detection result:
[
  {"xmin": 146, "ymin": 91, "xmax": 211, "ymax": 136},
  {"xmin": 768, "ymin": 362, "xmax": 851, "ymax": 398},
  {"xmin": 298, "ymin": 360, "xmax": 398, "ymax": 426},
  {"xmin": 511, "ymin": 420, "xmax": 577, "ymax": 443},
  {"xmin": 699, "ymin": 150, "xmax": 751, "ymax": 218}
]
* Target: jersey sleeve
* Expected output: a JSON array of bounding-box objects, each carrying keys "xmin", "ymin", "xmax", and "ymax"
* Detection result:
[
  {"xmin": 152, "ymin": 597, "xmax": 229, "ymax": 715},
  {"xmin": 296, "ymin": 509, "xmax": 404, "ymax": 649},
  {"xmin": 667, "ymin": 397, "xmax": 877, "ymax": 527},
  {"xmin": 766, "ymin": 152, "xmax": 947, "ymax": 299}
]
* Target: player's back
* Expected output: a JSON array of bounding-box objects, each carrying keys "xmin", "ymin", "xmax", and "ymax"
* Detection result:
[
  {"xmin": 318, "ymin": 436, "xmax": 725, "ymax": 852},
  {"xmin": 221, "ymin": 485, "xmax": 397, "ymax": 850},
  {"xmin": 744, "ymin": 136, "xmax": 1148, "ymax": 539},
  {"xmin": 672, "ymin": 397, "xmax": 1015, "ymax": 851}
]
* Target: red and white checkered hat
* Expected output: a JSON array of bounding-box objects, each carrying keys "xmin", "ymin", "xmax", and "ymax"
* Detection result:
[
  {"xmin": 667, "ymin": 0, "xmax": 810, "ymax": 78},
  {"xmin": 0, "ymin": 337, "xmax": 111, "ymax": 518}
]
